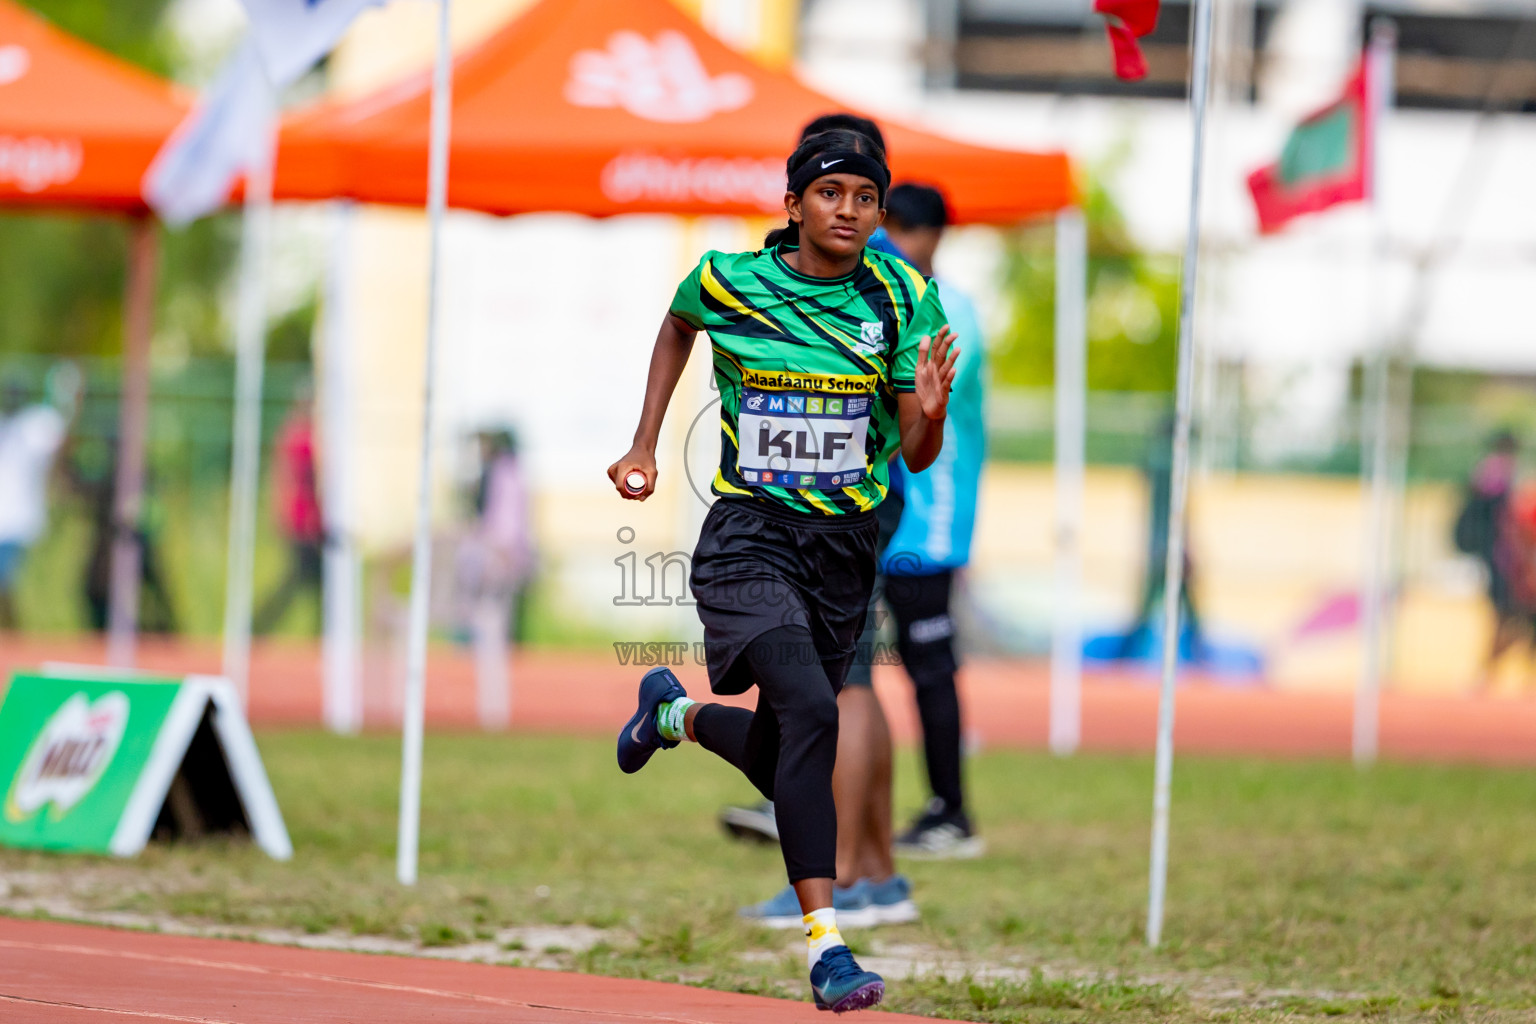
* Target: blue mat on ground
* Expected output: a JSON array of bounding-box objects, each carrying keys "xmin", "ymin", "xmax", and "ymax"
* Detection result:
[{"xmin": 1084, "ymin": 625, "xmax": 1265, "ymax": 680}]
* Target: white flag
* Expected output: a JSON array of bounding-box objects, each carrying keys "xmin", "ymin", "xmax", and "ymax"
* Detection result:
[
  {"xmin": 142, "ymin": 44, "xmax": 274, "ymax": 227},
  {"xmin": 239, "ymin": 0, "xmax": 384, "ymax": 88}
]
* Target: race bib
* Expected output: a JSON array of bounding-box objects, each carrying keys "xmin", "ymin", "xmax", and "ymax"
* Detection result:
[{"xmin": 737, "ymin": 389, "xmax": 871, "ymax": 489}]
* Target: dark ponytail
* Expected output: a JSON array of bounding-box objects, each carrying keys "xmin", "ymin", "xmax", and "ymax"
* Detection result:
[
  {"xmin": 764, "ymin": 220, "xmax": 800, "ymax": 248},
  {"xmin": 764, "ymin": 126, "xmax": 889, "ymax": 248}
]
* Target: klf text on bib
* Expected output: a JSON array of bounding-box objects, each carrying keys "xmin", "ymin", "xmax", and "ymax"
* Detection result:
[{"xmin": 735, "ymin": 370, "xmax": 875, "ymax": 490}]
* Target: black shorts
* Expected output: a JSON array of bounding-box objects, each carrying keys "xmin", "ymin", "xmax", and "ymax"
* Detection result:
[{"xmin": 689, "ymin": 498, "xmax": 879, "ymax": 695}]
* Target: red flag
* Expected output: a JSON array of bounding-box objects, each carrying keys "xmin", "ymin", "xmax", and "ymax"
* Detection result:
[
  {"xmin": 1247, "ymin": 64, "xmax": 1370, "ymax": 233},
  {"xmin": 1093, "ymin": 0, "xmax": 1160, "ymax": 81}
]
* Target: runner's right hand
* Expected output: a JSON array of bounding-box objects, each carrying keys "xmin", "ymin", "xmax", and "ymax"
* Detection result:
[{"xmin": 608, "ymin": 449, "xmax": 657, "ymax": 501}]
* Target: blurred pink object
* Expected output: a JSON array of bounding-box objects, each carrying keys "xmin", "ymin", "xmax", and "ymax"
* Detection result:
[{"xmin": 1292, "ymin": 591, "xmax": 1361, "ymax": 639}]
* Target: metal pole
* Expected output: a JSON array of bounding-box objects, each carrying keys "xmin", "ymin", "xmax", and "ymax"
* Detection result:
[
  {"xmin": 106, "ymin": 217, "xmax": 160, "ymax": 668},
  {"xmin": 1146, "ymin": 0, "xmax": 1216, "ymax": 949},
  {"xmin": 221, "ymin": 116, "xmax": 277, "ymax": 707},
  {"xmin": 1354, "ymin": 20, "xmax": 1396, "ymax": 768},
  {"xmin": 398, "ymin": 0, "xmax": 454, "ymax": 887},
  {"xmin": 321, "ymin": 200, "xmax": 363, "ymax": 735},
  {"xmin": 1050, "ymin": 207, "xmax": 1087, "ymax": 756}
]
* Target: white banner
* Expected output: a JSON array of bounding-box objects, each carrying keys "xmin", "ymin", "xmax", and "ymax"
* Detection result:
[
  {"xmin": 238, "ymin": 0, "xmax": 384, "ymax": 88},
  {"xmin": 142, "ymin": 44, "xmax": 273, "ymax": 227}
]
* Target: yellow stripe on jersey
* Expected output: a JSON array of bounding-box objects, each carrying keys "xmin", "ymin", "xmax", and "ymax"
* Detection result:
[
  {"xmin": 843, "ymin": 486, "xmax": 874, "ymax": 512},
  {"xmin": 702, "ymin": 260, "xmax": 783, "ymax": 335},
  {"xmin": 894, "ymin": 259, "xmax": 928, "ymax": 304},
  {"xmin": 863, "ymin": 257, "xmax": 903, "ymax": 331},
  {"xmin": 741, "ymin": 367, "xmax": 878, "ymax": 394},
  {"xmin": 800, "ymin": 489, "xmax": 838, "ymax": 515},
  {"xmin": 804, "ymin": 312, "xmax": 881, "ymax": 375},
  {"xmin": 720, "ymin": 418, "xmax": 738, "ymax": 448},
  {"xmin": 714, "ymin": 470, "xmax": 752, "ymax": 496},
  {"xmin": 711, "ymin": 342, "xmax": 746, "ymax": 379}
]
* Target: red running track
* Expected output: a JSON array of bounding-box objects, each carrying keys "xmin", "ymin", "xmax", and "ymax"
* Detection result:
[
  {"xmin": 0, "ymin": 917, "xmax": 954, "ymax": 1024},
  {"xmin": 4, "ymin": 636, "xmax": 1535, "ymax": 763}
]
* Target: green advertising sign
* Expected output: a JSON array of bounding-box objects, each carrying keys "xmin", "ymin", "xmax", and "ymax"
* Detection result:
[{"xmin": 0, "ymin": 669, "xmax": 290, "ymax": 858}]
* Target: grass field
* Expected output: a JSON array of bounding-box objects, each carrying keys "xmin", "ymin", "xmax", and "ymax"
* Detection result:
[{"xmin": 4, "ymin": 731, "xmax": 1536, "ymax": 1022}]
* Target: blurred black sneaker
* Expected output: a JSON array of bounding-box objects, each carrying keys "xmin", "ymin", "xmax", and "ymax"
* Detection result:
[
  {"xmin": 894, "ymin": 798, "xmax": 985, "ymax": 859},
  {"xmin": 719, "ymin": 800, "xmax": 779, "ymax": 844}
]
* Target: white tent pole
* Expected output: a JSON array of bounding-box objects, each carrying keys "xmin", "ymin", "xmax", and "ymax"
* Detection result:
[
  {"xmin": 106, "ymin": 216, "xmax": 160, "ymax": 668},
  {"xmin": 1050, "ymin": 206, "xmax": 1087, "ymax": 756},
  {"xmin": 1354, "ymin": 20, "xmax": 1396, "ymax": 768},
  {"xmin": 321, "ymin": 200, "xmax": 363, "ymax": 735},
  {"xmin": 398, "ymin": 0, "xmax": 454, "ymax": 887},
  {"xmin": 221, "ymin": 115, "xmax": 277, "ymax": 708},
  {"xmin": 1146, "ymin": 0, "xmax": 1216, "ymax": 949}
]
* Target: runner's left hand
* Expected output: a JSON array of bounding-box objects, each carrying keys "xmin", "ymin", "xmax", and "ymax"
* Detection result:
[{"xmin": 915, "ymin": 326, "xmax": 959, "ymax": 421}]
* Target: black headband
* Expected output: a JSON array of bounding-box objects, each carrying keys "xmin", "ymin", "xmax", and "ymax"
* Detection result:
[{"xmin": 787, "ymin": 150, "xmax": 890, "ymax": 203}]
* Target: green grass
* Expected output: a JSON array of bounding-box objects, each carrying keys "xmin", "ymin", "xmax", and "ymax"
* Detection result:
[{"xmin": 5, "ymin": 732, "xmax": 1536, "ymax": 1022}]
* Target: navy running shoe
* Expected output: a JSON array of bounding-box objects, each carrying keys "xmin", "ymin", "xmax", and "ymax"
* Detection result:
[
  {"xmin": 616, "ymin": 667, "xmax": 687, "ymax": 774},
  {"xmin": 810, "ymin": 945, "xmax": 884, "ymax": 1013}
]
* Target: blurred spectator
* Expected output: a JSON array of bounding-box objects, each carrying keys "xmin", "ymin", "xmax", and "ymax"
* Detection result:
[
  {"xmin": 878, "ymin": 183, "xmax": 987, "ymax": 857},
  {"xmin": 1496, "ymin": 484, "xmax": 1536, "ymax": 687},
  {"xmin": 254, "ymin": 385, "xmax": 324, "ymax": 635},
  {"xmin": 76, "ymin": 437, "xmax": 178, "ymax": 635},
  {"xmin": 1455, "ymin": 431, "xmax": 1522, "ymax": 687},
  {"xmin": 454, "ymin": 428, "xmax": 534, "ymax": 728},
  {"xmin": 0, "ymin": 365, "xmax": 77, "ymax": 630},
  {"xmin": 1119, "ymin": 412, "xmax": 1205, "ymax": 660}
]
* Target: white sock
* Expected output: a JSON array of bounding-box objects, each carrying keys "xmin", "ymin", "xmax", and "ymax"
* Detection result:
[{"xmin": 804, "ymin": 907, "xmax": 844, "ymax": 969}]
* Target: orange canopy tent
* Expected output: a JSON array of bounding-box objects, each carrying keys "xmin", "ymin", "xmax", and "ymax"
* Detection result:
[
  {"xmin": 0, "ymin": 0, "xmax": 187, "ymax": 211},
  {"xmin": 0, "ymin": 0, "xmax": 188, "ymax": 661},
  {"xmin": 275, "ymin": 0, "xmax": 1074, "ymax": 224}
]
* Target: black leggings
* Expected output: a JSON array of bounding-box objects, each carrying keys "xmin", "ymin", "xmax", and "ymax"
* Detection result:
[{"xmin": 692, "ymin": 625, "xmax": 840, "ymax": 883}]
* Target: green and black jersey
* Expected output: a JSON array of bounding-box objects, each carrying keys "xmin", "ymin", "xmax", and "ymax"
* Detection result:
[{"xmin": 668, "ymin": 243, "xmax": 948, "ymax": 516}]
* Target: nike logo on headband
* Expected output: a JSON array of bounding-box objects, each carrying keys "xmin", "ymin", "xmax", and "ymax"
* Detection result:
[{"xmin": 821, "ymin": 159, "xmax": 844, "ymax": 169}]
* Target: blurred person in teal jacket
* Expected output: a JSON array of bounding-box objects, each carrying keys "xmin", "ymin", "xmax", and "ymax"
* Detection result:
[{"xmin": 875, "ymin": 185, "xmax": 986, "ymax": 860}]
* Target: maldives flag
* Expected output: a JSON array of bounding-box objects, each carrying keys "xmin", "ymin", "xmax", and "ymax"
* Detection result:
[
  {"xmin": 1247, "ymin": 64, "xmax": 1371, "ymax": 234},
  {"xmin": 1093, "ymin": 0, "xmax": 1160, "ymax": 81}
]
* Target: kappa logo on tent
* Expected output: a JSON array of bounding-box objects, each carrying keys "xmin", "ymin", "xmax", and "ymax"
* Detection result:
[
  {"xmin": 0, "ymin": 45, "xmax": 30, "ymax": 86},
  {"xmin": 4, "ymin": 692, "xmax": 129, "ymax": 823},
  {"xmin": 565, "ymin": 30, "xmax": 753, "ymax": 124}
]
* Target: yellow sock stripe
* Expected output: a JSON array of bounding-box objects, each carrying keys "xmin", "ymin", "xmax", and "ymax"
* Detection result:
[
  {"xmin": 702, "ymin": 260, "xmax": 783, "ymax": 335},
  {"xmin": 863, "ymin": 257, "xmax": 903, "ymax": 331},
  {"xmin": 805, "ymin": 921, "xmax": 842, "ymax": 942}
]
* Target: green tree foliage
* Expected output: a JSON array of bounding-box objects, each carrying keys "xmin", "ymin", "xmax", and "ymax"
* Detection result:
[
  {"xmin": 0, "ymin": 2, "xmax": 240, "ymax": 360},
  {"xmin": 20, "ymin": 0, "xmax": 175, "ymax": 76},
  {"xmin": 992, "ymin": 155, "xmax": 1181, "ymax": 393}
]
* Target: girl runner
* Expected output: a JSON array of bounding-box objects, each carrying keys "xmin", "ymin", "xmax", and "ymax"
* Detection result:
[{"xmin": 607, "ymin": 127, "xmax": 958, "ymax": 1013}]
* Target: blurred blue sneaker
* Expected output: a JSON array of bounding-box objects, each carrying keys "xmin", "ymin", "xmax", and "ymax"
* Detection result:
[
  {"xmin": 739, "ymin": 881, "xmax": 876, "ymax": 929},
  {"xmin": 810, "ymin": 945, "xmax": 884, "ymax": 1013},
  {"xmin": 865, "ymin": 875, "xmax": 919, "ymax": 925},
  {"xmin": 616, "ymin": 667, "xmax": 686, "ymax": 775}
]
